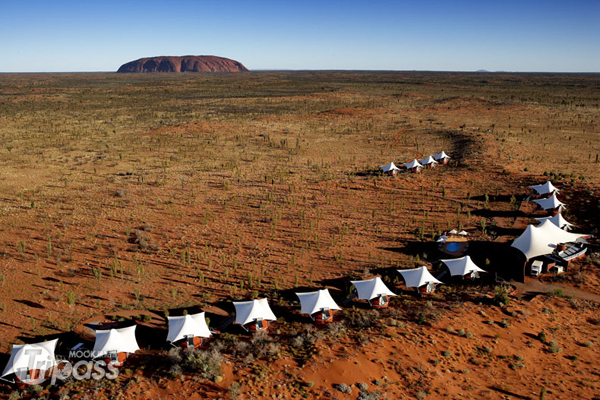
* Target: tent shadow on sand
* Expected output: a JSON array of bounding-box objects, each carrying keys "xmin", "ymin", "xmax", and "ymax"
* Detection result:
[
  {"xmin": 354, "ymin": 169, "xmax": 390, "ymax": 177},
  {"xmin": 488, "ymin": 385, "xmax": 533, "ymax": 400},
  {"xmin": 470, "ymin": 208, "xmax": 526, "ymax": 219},
  {"xmin": 381, "ymin": 241, "xmax": 437, "ymax": 261},
  {"xmin": 470, "ymin": 194, "xmax": 527, "ymax": 203}
]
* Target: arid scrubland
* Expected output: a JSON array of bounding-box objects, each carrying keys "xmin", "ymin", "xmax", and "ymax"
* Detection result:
[{"xmin": 0, "ymin": 72, "xmax": 598, "ymax": 399}]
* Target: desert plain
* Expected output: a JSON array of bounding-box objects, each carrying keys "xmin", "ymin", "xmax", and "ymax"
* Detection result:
[{"xmin": 0, "ymin": 71, "xmax": 599, "ymax": 399}]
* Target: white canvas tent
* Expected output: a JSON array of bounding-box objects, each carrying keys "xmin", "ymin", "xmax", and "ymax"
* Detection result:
[
  {"xmin": 403, "ymin": 159, "xmax": 423, "ymax": 171},
  {"xmin": 440, "ymin": 256, "xmax": 487, "ymax": 277},
  {"xmin": 419, "ymin": 156, "xmax": 438, "ymax": 167},
  {"xmin": 167, "ymin": 312, "xmax": 211, "ymax": 344},
  {"xmin": 449, "ymin": 229, "xmax": 458, "ymax": 235},
  {"xmin": 397, "ymin": 266, "xmax": 443, "ymax": 289},
  {"xmin": 296, "ymin": 289, "xmax": 341, "ymax": 316},
  {"xmin": 532, "ymin": 193, "xmax": 565, "ymax": 211},
  {"xmin": 537, "ymin": 219, "xmax": 588, "ymax": 243},
  {"xmin": 380, "ymin": 162, "xmax": 400, "ymax": 174},
  {"xmin": 93, "ymin": 326, "xmax": 140, "ymax": 358},
  {"xmin": 530, "ymin": 181, "xmax": 559, "ymax": 196},
  {"xmin": 433, "ymin": 151, "xmax": 450, "ymax": 163},
  {"xmin": 511, "ymin": 222, "xmax": 588, "ymax": 260},
  {"xmin": 458, "ymin": 230, "xmax": 468, "ymax": 236},
  {"xmin": 2, "ymin": 339, "xmax": 58, "ymax": 381},
  {"xmin": 351, "ymin": 277, "xmax": 396, "ymax": 301},
  {"xmin": 535, "ymin": 213, "xmax": 574, "ymax": 231},
  {"xmin": 233, "ymin": 298, "xmax": 277, "ymax": 327}
]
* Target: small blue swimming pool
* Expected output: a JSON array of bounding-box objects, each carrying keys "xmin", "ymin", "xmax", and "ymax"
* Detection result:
[{"xmin": 445, "ymin": 242, "xmax": 461, "ymax": 252}]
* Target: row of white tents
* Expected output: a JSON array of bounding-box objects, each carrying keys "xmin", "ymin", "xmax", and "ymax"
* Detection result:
[
  {"xmin": 381, "ymin": 151, "xmax": 450, "ymax": 175},
  {"xmin": 511, "ymin": 181, "xmax": 590, "ymax": 261},
  {"xmin": 530, "ymin": 181, "xmax": 565, "ymax": 212},
  {"xmin": 2, "ymin": 259, "xmax": 487, "ymax": 384}
]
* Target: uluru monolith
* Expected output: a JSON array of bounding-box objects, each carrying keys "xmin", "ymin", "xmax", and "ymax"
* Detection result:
[{"xmin": 117, "ymin": 55, "xmax": 248, "ymax": 73}]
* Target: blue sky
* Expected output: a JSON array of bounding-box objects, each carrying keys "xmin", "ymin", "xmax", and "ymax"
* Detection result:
[{"xmin": 1, "ymin": 0, "xmax": 599, "ymax": 72}]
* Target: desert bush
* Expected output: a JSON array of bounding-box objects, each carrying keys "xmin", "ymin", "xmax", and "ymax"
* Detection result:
[
  {"xmin": 66, "ymin": 291, "xmax": 75, "ymax": 306},
  {"xmin": 327, "ymin": 322, "xmax": 347, "ymax": 337},
  {"xmin": 169, "ymin": 364, "xmax": 182, "ymax": 378},
  {"xmin": 492, "ymin": 286, "xmax": 510, "ymax": 306},
  {"xmin": 182, "ymin": 348, "xmax": 223, "ymax": 381},
  {"xmin": 344, "ymin": 309, "xmax": 379, "ymax": 329},
  {"xmin": 411, "ymin": 307, "xmax": 442, "ymax": 325},
  {"xmin": 229, "ymin": 381, "xmax": 242, "ymax": 399},
  {"xmin": 582, "ymin": 341, "xmax": 593, "ymax": 348},
  {"xmin": 359, "ymin": 391, "xmax": 383, "ymax": 400},
  {"xmin": 537, "ymin": 330, "xmax": 547, "ymax": 344},
  {"xmin": 335, "ymin": 383, "xmax": 352, "ymax": 394},
  {"xmin": 548, "ymin": 289, "xmax": 565, "ymax": 298},
  {"xmin": 167, "ymin": 347, "xmax": 183, "ymax": 365},
  {"xmin": 27, "ymin": 385, "xmax": 43, "ymax": 395},
  {"xmin": 457, "ymin": 329, "xmax": 465, "ymax": 337},
  {"xmin": 547, "ymin": 341, "xmax": 562, "ymax": 354},
  {"xmin": 357, "ymin": 382, "xmax": 369, "ymax": 391}
]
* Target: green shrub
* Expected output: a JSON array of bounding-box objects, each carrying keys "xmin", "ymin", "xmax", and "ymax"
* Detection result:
[
  {"xmin": 493, "ymin": 286, "xmax": 510, "ymax": 306},
  {"xmin": 547, "ymin": 341, "xmax": 562, "ymax": 354},
  {"xmin": 537, "ymin": 330, "xmax": 547, "ymax": 344}
]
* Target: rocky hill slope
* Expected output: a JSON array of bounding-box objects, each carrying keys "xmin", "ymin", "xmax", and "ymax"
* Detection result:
[{"xmin": 117, "ymin": 55, "xmax": 248, "ymax": 73}]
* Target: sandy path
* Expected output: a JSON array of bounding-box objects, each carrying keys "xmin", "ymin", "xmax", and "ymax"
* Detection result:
[{"xmin": 513, "ymin": 279, "xmax": 600, "ymax": 303}]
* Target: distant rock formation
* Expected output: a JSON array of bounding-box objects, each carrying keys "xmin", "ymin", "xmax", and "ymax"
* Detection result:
[{"xmin": 117, "ymin": 55, "xmax": 248, "ymax": 73}]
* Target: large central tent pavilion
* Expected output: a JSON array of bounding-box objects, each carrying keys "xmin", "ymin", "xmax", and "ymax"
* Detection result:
[
  {"xmin": 530, "ymin": 181, "xmax": 559, "ymax": 196},
  {"xmin": 296, "ymin": 289, "xmax": 341, "ymax": 323},
  {"xmin": 433, "ymin": 151, "xmax": 450, "ymax": 164},
  {"xmin": 351, "ymin": 277, "xmax": 396, "ymax": 308},
  {"xmin": 93, "ymin": 326, "xmax": 140, "ymax": 367},
  {"xmin": 440, "ymin": 256, "xmax": 487, "ymax": 279},
  {"xmin": 510, "ymin": 220, "xmax": 589, "ymax": 260},
  {"xmin": 233, "ymin": 298, "xmax": 277, "ymax": 332},
  {"xmin": 404, "ymin": 159, "xmax": 423, "ymax": 173},
  {"xmin": 535, "ymin": 213, "xmax": 574, "ymax": 231},
  {"xmin": 380, "ymin": 162, "xmax": 400, "ymax": 176},
  {"xmin": 397, "ymin": 266, "xmax": 443, "ymax": 294},
  {"xmin": 2, "ymin": 339, "xmax": 58, "ymax": 385},
  {"xmin": 419, "ymin": 155, "xmax": 438, "ymax": 169},
  {"xmin": 532, "ymin": 193, "xmax": 565, "ymax": 211},
  {"xmin": 167, "ymin": 312, "xmax": 211, "ymax": 348}
]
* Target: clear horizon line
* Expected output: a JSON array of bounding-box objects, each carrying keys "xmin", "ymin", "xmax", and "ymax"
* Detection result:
[{"xmin": 1, "ymin": 69, "xmax": 599, "ymax": 74}]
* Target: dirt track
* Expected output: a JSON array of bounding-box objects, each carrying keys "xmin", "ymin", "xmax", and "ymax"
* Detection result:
[{"xmin": 513, "ymin": 279, "xmax": 600, "ymax": 303}]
